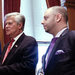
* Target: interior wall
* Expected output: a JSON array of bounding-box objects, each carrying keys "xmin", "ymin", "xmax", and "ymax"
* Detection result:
[{"xmin": 20, "ymin": 0, "xmax": 53, "ymax": 42}]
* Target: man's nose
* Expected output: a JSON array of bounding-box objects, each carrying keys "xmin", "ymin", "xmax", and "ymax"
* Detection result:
[
  {"xmin": 41, "ymin": 20, "xmax": 44, "ymax": 25},
  {"xmin": 5, "ymin": 23, "xmax": 9, "ymax": 28}
]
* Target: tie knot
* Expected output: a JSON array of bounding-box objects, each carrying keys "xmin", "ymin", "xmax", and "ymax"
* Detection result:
[
  {"xmin": 10, "ymin": 39, "xmax": 15, "ymax": 43},
  {"xmin": 51, "ymin": 37, "xmax": 58, "ymax": 43}
]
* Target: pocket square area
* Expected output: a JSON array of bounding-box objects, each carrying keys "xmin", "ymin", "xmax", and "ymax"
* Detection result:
[{"xmin": 55, "ymin": 50, "xmax": 65, "ymax": 55}]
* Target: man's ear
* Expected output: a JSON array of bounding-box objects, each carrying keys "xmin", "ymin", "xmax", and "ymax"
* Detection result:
[
  {"xmin": 18, "ymin": 22, "xmax": 23, "ymax": 30},
  {"xmin": 56, "ymin": 13, "xmax": 62, "ymax": 23}
]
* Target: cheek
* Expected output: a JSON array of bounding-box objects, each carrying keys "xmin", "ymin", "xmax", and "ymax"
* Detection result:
[
  {"xmin": 48, "ymin": 18, "xmax": 55, "ymax": 25},
  {"xmin": 46, "ymin": 20, "xmax": 51, "ymax": 27},
  {"xmin": 9, "ymin": 26, "xmax": 18, "ymax": 33},
  {"xmin": 13, "ymin": 26, "xmax": 19, "ymax": 32},
  {"xmin": 46, "ymin": 18, "xmax": 52, "ymax": 24}
]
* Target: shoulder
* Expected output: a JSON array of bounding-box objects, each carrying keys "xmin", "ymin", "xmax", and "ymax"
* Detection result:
[
  {"xmin": 25, "ymin": 35, "xmax": 37, "ymax": 42},
  {"xmin": 68, "ymin": 30, "xmax": 75, "ymax": 38},
  {"xmin": 67, "ymin": 30, "xmax": 75, "ymax": 44},
  {"xmin": 23, "ymin": 35, "xmax": 37, "ymax": 45},
  {"xmin": 61, "ymin": 30, "xmax": 75, "ymax": 43},
  {"xmin": 22, "ymin": 33, "xmax": 37, "ymax": 42}
]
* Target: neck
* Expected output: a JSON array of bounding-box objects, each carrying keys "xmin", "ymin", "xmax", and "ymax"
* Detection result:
[{"xmin": 10, "ymin": 31, "xmax": 23, "ymax": 38}]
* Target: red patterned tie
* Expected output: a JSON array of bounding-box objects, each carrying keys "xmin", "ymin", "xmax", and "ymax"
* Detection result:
[{"xmin": 2, "ymin": 39, "xmax": 14, "ymax": 64}]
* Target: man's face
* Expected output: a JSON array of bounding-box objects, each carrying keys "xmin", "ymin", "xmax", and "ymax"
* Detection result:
[
  {"xmin": 41, "ymin": 9, "xmax": 56, "ymax": 34},
  {"xmin": 5, "ymin": 17, "xmax": 21, "ymax": 38}
]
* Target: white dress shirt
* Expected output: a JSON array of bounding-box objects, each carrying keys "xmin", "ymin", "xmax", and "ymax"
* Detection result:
[{"xmin": 11, "ymin": 32, "xmax": 24, "ymax": 49}]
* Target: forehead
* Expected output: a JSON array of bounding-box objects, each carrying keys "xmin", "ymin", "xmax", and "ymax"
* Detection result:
[
  {"xmin": 5, "ymin": 16, "xmax": 15, "ymax": 22},
  {"xmin": 44, "ymin": 9, "xmax": 53, "ymax": 16}
]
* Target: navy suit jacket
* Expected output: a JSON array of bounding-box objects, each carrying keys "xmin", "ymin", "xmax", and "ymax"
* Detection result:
[
  {"xmin": 0, "ymin": 33, "xmax": 38, "ymax": 75},
  {"xmin": 44, "ymin": 29, "xmax": 75, "ymax": 75}
]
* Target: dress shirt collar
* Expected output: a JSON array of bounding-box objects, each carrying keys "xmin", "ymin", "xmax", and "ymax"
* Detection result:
[
  {"xmin": 55, "ymin": 27, "xmax": 68, "ymax": 37},
  {"xmin": 14, "ymin": 32, "xmax": 24, "ymax": 42},
  {"xmin": 10, "ymin": 32, "xmax": 24, "ymax": 49}
]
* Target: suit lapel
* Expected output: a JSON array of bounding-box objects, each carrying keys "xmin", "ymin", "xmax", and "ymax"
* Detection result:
[
  {"xmin": 45, "ymin": 29, "xmax": 69, "ymax": 69},
  {"xmin": 46, "ymin": 37, "xmax": 61, "ymax": 68},
  {"xmin": 3, "ymin": 33, "xmax": 26, "ymax": 64}
]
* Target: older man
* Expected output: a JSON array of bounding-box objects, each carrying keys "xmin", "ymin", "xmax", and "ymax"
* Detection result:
[{"xmin": 0, "ymin": 12, "xmax": 38, "ymax": 75}]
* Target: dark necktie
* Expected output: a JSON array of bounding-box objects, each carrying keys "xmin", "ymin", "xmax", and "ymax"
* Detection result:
[
  {"xmin": 2, "ymin": 39, "xmax": 14, "ymax": 64},
  {"xmin": 45, "ymin": 37, "xmax": 58, "ymax": 68}
]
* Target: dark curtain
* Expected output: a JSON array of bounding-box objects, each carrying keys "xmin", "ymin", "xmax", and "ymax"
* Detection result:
[
  {"xmin": 46, "ymin": 0, "xmax": 60, "ymax": 8},
  {"xmin": 4, "ymin": 0, "xmax": 20, "ymax": 44}
]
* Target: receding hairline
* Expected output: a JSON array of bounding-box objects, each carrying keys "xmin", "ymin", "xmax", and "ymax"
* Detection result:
[
  {"xmin": 46, "ymin": 6, "xmax": 68, "ymax": 23},
  {"xmin": 47, "ymin": 6, "xmax": 66, "ymax": 14}
]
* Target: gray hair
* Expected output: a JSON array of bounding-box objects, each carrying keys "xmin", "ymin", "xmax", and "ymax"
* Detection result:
[{"xmin": 5, "ymin": 12, "xmax": 25, "ymax": 31}]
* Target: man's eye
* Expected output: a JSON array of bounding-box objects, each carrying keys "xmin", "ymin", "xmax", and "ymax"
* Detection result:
[
  {"xmin": 45, "ymin": 17, "xmax": 47, "ymax": 20},
  {"xmin": 44, "ymin": 16, "xmax": 48, "ymax": 20},
  {"xmin": 8, "ymin": 22, "xmax": 13, "ymax": 25},
  {"xmin": 6, "ymin": 22, "xmax": 13, "ymax": 25}
]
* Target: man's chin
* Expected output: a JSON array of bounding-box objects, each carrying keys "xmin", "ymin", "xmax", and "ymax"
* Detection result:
[
  {"xmin": 6, "ymin": 33, "xmax": 10, "ymax": 36},
  {"xmin": 45, "ymin": 30, "xmax": 48, "ymax": 33}
]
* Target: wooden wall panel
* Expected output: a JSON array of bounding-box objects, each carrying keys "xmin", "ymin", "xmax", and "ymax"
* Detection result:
[
  {"xmin": 0, "ymin": 0, "xmax": 4, "ymax": 51},
  {"xmin": 46, "ymin": 0, "xmax": 60, "ymax": 8},
  {"xmin": 65, "ymin": 0, "xmax": 75, "ymax": 30}
]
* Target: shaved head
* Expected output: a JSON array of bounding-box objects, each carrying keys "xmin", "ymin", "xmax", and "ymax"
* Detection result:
[{"xmin": 46, "ymin": 6, "xmax": 68, "ymax": 23}]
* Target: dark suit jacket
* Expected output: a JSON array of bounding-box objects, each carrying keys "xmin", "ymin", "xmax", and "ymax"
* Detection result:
[
  {"xmin": 0, "ymin": 33, "xmax": 38, "ymax": 75},
  {"xmin": 44, "ymin": 29, "xmax": 75, "ymax": 75}
]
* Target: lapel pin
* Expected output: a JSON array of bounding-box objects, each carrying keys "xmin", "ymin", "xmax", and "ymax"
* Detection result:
[{"xmin": 15, "ymin": 45, "xmax": 18, "ymax": 47}]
